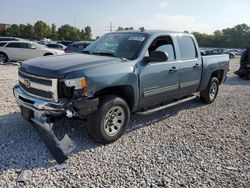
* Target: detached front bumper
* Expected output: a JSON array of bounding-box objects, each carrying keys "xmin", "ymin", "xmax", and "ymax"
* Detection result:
[{"xmin": 13, "ymin": 84, "xmax": 98, "ymax": 163}]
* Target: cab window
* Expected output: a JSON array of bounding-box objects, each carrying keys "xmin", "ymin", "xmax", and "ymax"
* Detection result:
[
  {"xmin": 147, "ymin": 36, "xmax": 176, "ymax": 61},
  {"xmin": 177, "ymin": 36, "xmax": 197, "ymax": 59}
]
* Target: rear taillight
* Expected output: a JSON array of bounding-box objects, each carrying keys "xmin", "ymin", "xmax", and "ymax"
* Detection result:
[{"xmin": 64, "ymin": 48, "xmax": 69, "ymax": 53}]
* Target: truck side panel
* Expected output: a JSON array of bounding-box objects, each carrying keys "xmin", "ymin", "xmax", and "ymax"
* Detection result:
[{"xmin": 199, "ymin": 55, "xmax": 229, "ymax": 91}]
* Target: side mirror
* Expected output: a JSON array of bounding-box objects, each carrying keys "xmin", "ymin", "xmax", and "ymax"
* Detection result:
[{"xmin": 144, "ymin": 51, "xmax": 168, "ymax": 63}]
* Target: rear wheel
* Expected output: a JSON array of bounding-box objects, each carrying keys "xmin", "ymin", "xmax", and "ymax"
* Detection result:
[
  {"xmin": 0, "ymin": 52, "xmax": 8, "ymax": 64},
  {"xmin": 200, "ymin": 77, "xmax": 219, "ymax": 104},
  {"xmin": 87, "ymin": 95, "xmax": 130, "ymax": 144}
]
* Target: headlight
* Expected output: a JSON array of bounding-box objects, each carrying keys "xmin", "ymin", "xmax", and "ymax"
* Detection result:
[{"xmin": 64, "ymin": 77, "xmax": 87, "ymax": 96}]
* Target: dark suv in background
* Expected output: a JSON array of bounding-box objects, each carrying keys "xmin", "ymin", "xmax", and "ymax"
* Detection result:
[
  {"xmin": 64, "ymin": 41, "xmax": 92, "ymax": 53},
  {"xmin": 45, "ymin": 43, "xmax": 67, "ymax": 51}
]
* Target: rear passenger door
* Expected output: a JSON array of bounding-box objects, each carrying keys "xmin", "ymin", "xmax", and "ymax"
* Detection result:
[{"xmin": 177, "ymin": 36, "xmax": 202, "ymax": 96}]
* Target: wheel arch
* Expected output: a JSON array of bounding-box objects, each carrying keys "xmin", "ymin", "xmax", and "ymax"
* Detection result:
[
  {"xmin": 93, "ymin": 85, "xmax": 135, "ymax": 111},
  {"xmin": 0, "ymin": 51, "xmax": 9, "ymax": 58},
  {"xmin": 210, "ymin": 69, "xmax": 224, "ymax": 84},
  {"xmin": 0, "ymin": 51, "xmax": 9, "ymax": 62},
  {"xmin": 43, "ymin": 52, "xmax": 53, "ymax": 56}
]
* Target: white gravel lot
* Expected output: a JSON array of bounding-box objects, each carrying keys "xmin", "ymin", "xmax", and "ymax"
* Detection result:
[{"xmin": 0, "ymin": 58, "xmax": 249, "ymax": 187}]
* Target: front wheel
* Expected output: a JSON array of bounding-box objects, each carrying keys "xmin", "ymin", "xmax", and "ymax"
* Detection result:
[
  {"xmin": 200, "ymin": 77, "xmax": 219, "ymax": 104},
  {"xmin": 87, "ymin": 95, "xmax": 130, "ymax": 144}
]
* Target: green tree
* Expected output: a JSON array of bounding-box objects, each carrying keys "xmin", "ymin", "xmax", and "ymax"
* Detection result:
[
  {"xmin": 5, "ymin": 24, "xmax": 20, "ymax": 37},
  {"xmin": 84, "ymin": 26, "xmax": 92, "ymax": 40},
  {"xmin": 58, "ymin": 24, "xmax": 81, "ymax": 41},
  {"xmin": 18, "ymin": 24, "xmax": 34, "ymax": 39},
  {"xmin": 33, "ymin": 21, "xmax": 51, "ymax": 39},
  {"xmin": 80, "ymin": 29, "xmax": 86, "ymax": 40},
  {"xmin": 19, "ymin": 24, "xmax": 26, "ymax": 37},
  {"xmin": 213, "ymin": 30, "xmax": 223, "ymax": 47},
  {"xmin": 50, "ymin": 23, "xmax": 58, "ymax": 40},
  {"xmin": 23, "ymin": 24, "xmax": 34, "ymax": 39}
]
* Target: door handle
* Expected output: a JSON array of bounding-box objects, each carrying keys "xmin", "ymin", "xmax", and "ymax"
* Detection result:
[
  {"xmin": 169, "ymin": 66, "xmax": 178, "ymax": 73},
  {"xmin": 193, "ymin": 63, "xmax": 200, "ymax": 69}
]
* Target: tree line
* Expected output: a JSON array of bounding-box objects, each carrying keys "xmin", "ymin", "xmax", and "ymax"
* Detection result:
[
  {"xmin": 1, "ymin": 21, "xmax": 249, "ymax": 48},
  {"xmin": 0, "ymin": 21, "xmax": 92, "ymax": 41},
  {"xmin": 192, "ymin": 24, "xmax": 250, "ymax": 48}
]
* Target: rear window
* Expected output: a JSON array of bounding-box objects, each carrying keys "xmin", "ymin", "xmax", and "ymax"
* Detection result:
[
  {"xmin": 0, "ymin": 42, "xmax": 6, "ymax": 47},
  {"xmin": 177, "ymin": 36, "xmax": 197, "ymax": 59}
]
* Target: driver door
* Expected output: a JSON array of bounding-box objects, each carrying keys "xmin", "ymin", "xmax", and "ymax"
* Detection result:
[{"xmin": 139, "ymin": 36, "xmax": 180, "ymax": 109}]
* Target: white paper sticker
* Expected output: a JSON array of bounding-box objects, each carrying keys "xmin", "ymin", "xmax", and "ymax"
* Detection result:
[{"xmin": 128, "ymin": 36, "xmax": 145, "ymax": 41}]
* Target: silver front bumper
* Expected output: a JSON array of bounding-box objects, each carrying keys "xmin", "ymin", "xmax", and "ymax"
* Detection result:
[
  {"xmin": 13, "ymin": 84, "xmax": 65, "ymax": 115},
  {"xmin": 13, "ymin": 84, "xmax": 75, "ymax": 163}
]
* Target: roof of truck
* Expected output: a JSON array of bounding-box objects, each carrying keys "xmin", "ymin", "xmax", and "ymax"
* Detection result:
[{"xmin": 113, "ymin": 30, "xmax": 191, "ymax": 35}]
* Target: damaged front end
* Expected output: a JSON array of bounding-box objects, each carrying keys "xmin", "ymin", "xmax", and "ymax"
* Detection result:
[{"xmin": 13, "ymin": 84, "xmax": 98, "ymax": 163}]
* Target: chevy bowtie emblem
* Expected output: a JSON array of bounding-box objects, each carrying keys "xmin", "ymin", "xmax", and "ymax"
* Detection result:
[{"xmin": 23, "ymin": 79, "xmax": 31, "ymax": 88}]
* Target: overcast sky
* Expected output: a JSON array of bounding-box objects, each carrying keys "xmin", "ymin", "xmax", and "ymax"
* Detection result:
[{"xmin": 1, "ymin": 0, "xmax": 250, "ymax": 37}]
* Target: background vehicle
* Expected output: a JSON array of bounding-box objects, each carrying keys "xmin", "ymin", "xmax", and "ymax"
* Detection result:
[
  {"xmin": 202, "ymin": 48, "xmax": 235, "ymax": 59},
  {"xmin": 64, "ymin": 41, "xmax": 92, "ymax": 53},
  {"xmin": 0, "ymin": 41, "xmax": 64, "ymax": 63},
  {"xmin": 0, "ymin": 37, "xmax": 26, "ymax": 41},
  {"xmin": 57, "ymin": 41, "xmax": 74, "ymax": 46},
  {"xmin": 45, "ymin": 43, "xmax": 66, "ymax": 51},
  {"xmin": 13, "ymin": 31, "xmax": 229, "ymax": 162}
]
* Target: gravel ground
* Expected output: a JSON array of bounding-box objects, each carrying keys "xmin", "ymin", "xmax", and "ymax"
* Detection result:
[{"xmin": 0, "ymin": 58, "xmax": 249, "ymax": 187}]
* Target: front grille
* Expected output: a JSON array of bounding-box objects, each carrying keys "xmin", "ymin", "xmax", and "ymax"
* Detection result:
[
  {"xmin": 18, "ymin": 71, "xmax": 52, "ymax": 86},
  {"xmin": 18, "ymin": 70, "xmax": 58, "ymax": 101},
  {"xmin": 19, "ymin": 81, "xmax": 53, "ymax": 98}
]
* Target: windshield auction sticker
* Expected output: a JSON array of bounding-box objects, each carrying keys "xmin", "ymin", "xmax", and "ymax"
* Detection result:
[{"xmin": 128, "ymin": 36, "xmax": 145, "ymax": 41}]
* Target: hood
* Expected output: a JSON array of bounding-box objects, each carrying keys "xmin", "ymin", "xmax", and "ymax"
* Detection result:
[{"xmin": 21, "ymin": 53, "xmax": 122, "ymax": 78}]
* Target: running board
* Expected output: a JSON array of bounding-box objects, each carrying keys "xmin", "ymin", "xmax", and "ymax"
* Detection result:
[{"xmin": 138, "ymin": 94, "xmax": 198, "ymax": 115}]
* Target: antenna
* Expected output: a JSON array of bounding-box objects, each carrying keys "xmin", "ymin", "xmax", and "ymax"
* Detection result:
[{"xmin": 108, "ymin": 22, "xmax": 114, "ymax": 32}]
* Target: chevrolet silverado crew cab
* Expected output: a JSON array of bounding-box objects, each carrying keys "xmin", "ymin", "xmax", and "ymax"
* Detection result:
[{"xmin": 13, "ymin": 30, "xmax": 229, "ymax": 162}]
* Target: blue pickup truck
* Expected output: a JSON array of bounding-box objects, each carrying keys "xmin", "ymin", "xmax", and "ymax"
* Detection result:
[{"xmin": 13, "ymin": 30, "xmax": 229, "ymax": 162}]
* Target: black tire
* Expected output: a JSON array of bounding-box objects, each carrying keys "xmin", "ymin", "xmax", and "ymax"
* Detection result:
[
  {"xmin": 87, "ymin": 95, "xmax": 130, "ymax": 144},
  {"xmin": 0, "ymin": 52, "xmax": 8, "ymax": 64},
  {"xmin": 200, "ymin": 77, "xmax": 219, "ymax": 104}
]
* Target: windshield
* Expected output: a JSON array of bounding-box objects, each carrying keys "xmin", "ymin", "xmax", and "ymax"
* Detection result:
[{"xmin": 83, "ymin": 33, "xmax": 148, "ymax": 60}]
